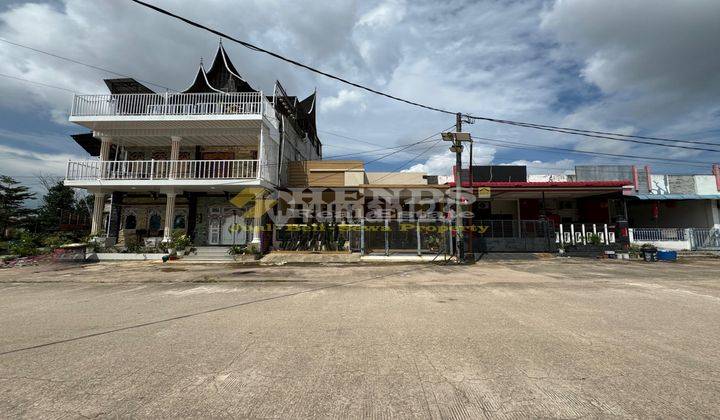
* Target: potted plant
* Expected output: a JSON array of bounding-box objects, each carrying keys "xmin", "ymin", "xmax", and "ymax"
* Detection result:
[{"xmin": 162, "ymin": 230, "xmax": 192, "ymax": 257}]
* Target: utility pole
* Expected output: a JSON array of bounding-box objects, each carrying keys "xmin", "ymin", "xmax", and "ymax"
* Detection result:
[{"xmin": 454, "ymin": 112, "xmax": 464, "ymax": 262}]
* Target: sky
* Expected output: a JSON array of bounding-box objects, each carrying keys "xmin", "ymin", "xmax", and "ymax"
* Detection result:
[{"xmin": 1, "ymin": 0, "xmax": 720, "ymax": 199}]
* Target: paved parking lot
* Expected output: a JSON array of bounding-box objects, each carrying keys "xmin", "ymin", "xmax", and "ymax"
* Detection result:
[{"xmin": 1, "ymin": 259, "xmax": 719, "ymax": 418}]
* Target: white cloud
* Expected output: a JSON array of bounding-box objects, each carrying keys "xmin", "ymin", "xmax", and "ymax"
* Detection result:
[
  {"xmin": 541, "ymin": 0, "xmax": 720, "ymax": 135},
  {"xmin": 505, "ymin": 159, "xmax": 575, "ymax": 175},
  {"xmin": 320, "ymin": 89, "xmax": 366, "ymax": 113},
  {"xmin": 403, "ymin": 144, "xmax": 496, "ymax": 176},
  {"xmin": 357, "ymin": 0, "xmax": 406, "ymax": 28}
]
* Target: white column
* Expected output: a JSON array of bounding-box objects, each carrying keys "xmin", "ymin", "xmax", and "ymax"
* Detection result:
[
  {"xmin": 170, "ymin": 136, "xmax": 181, "ymax": 179},
  {"xmin": 257, "ymin": 123, "xmax": 265, "ymax": 180},
  {"xmin": 170, "ymin": 136, "xmax": 181, "ymax": 160},
  {"xmin": 251, "ymin": 193, "xmax": 263, "ymax": 245},
  {"xmin": 99, "ymin": 136, "xmax": 112, "ymax": 161},
  {"xmin": 163, "ymin": 193, "xmax": 176, "ymax": 242},
  {"xmin": 90, "ymin": 192, "xmax": 106, "ymax": 236},
  {"xmin": 711, "ymin": 199, "xmax": 720, "ymax": 228},
  {"xmin": 99, "ymin": 136, "xmax": 112, "ymax": 179}
]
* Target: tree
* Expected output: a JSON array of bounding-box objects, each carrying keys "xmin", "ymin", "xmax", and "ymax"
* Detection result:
[
  {"xmin": 35, "ymin": 177, "xmax": 77, "ymax": 232},
  {"xmin": 0, "ymin": 175, "xmax": 35, "ymax": 239}
]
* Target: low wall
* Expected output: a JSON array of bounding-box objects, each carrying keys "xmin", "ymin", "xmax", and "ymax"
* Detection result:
[
  {"xmin": 472, "ymin": 238, "xmax": 557, "ymax": 253},
  {"xmin": 87, "ymin": 253, "xmax": 168, "ymax": 261},
  {"xmin": 631, "ymin": 240, "xmax": 692, "ymax": 251}
]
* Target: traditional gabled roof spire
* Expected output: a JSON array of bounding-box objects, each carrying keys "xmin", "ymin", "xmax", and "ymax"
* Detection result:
[
  {"xmin": 206, "ymin": 41, "xmax": 256, "ymax": 93},
  {"xmin": 181, "ymin": 62, "xmax": 223, "ymax": 94}
]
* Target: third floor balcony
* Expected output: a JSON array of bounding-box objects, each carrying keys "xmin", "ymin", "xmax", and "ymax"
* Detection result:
[{"xmin": 69, "ymin": 92, "xmax": 279, "ymax": 131}]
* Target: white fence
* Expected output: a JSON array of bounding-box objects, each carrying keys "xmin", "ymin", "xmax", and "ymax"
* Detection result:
[
  {"xmin": 71, "ymin": 92, "xmax": 264, "ymax": 117},
  {"xmin": 556, "ymin": 223, "xmax": 615, "ymax": 246},
  {"xmin": 692, "ymin": 228, "xmax": 720, "ymax": 250},
  {"xmin": 66, "ymin": 159, "xmax": 259, "ymax": 181},
  {"xmin": 628, "ymin": 227, "xmax": 720, "ymax": 251}
]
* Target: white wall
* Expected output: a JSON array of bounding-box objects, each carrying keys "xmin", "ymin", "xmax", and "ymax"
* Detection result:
[
  {"xmin": 695, "ymin": 175, "xmax": 719, "ymax": 195},
  {"xmin": 365, "ymin": 172, "xmax": 427, "ymax": 185},
  {"xmin": 650, "ymin": 174, "xmax": 669, "ymax": 194}
]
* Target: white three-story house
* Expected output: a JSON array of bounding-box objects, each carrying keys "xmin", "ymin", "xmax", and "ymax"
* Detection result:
[{"xmin": 65, "ymin": 43, "xmax": 321, "ymax": 249}]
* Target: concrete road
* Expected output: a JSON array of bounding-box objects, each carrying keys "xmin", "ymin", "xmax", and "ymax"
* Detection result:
[{"xmin": 1, "ymin": 259, "xmax": 719, "ymax": 418}]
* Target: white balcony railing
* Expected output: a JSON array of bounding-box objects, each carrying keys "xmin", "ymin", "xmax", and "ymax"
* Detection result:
[
  {"xmin": 66, "ymin": 160, "xmax": 259, "ymax": 181},
  {"xmin": 71, "ymin": 92, "xmax": 265, "ymax": 117}
]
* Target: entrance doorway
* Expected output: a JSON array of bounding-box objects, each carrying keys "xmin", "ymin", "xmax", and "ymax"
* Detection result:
[{"xmin": 207, "ymin": 206, "xmax": 251, "ymax": 245}]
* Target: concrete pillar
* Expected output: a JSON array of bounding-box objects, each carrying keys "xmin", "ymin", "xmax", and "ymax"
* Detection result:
[
  {"xmin": 170, "ymin": 136, "xmax": 181, "ymax": 160},
  {"xmin": 99, "ymin": 137, "xmax": 112, "ymax": 179},
  {"xmin": 170, "ymin": 136, "xmax": 181, "ymax": 179},
  {"xmin": 644, "ymin": 165, "xmax": 652, "ymax": 192},
  {"xmin": 99, "ymin": 137, "xmax": 112, "ymax": 161},
  {"xmin": 163, "ymin": 193, "xmax": 176, "ymax": 242},
  {"xmin": 90, "ymin": 192, "xmax": 106, "ymax": 236},
  {"xmin": 711, "ymin": 199, "xmax": 720, "ymax": 228},
  {"xmin": 250, "ymin": 195, "xmax": 263, "ymax": 245}
]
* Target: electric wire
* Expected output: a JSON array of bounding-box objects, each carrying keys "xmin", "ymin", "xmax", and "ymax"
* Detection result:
[
  {"xmin": 0, "ymin": 37, "xmax": 176, "ymax": 91},
  {"xmin": 128, "ymin": 0, "xmax": 718, "ymax": 151}
]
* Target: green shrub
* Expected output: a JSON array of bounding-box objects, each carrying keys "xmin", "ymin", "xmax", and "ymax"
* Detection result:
[
  {"xmin": 228, "ymin": 244, "xmax": 246, "ymax": 255},
  {"xmin": 8, "ymin": 232, "xmax": 41, "ymax": 257},
  {"xmin": 170, "ymin": 230, "xmax": 192, "ymax": 249},
  {"xmin": 588, "ymin": 233, "xmax": 602, "ymax": 246},
  {"xmin": 41, "ymin": 232, "xmax": 77, "ymax": 249},
  {"xmin": 227, "ymin": 244, "xmax": 260, "ymax": 256}
]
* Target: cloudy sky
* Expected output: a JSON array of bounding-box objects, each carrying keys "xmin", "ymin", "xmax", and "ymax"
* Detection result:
[{"xmin": 1, "ymin": 0, "xmax": 719, "ymax": 197}]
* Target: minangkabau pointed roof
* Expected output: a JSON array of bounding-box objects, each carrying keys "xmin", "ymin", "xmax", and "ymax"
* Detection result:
[
  {"xmin": 205, "ymin": 42, "xmax": 256, "ymax": 93},
  {"xmin": 298, "ymin": 91, "xmax": 318, "ymax": 141},
  {"xmin": 181, "ymin": 62, "xmax": 225, "ymax": 94}
]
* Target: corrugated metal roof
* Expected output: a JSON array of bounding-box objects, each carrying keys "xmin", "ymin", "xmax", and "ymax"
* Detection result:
[{"xmin": 632, "ymin": 194, "xmax": 720, "ymax": 200}]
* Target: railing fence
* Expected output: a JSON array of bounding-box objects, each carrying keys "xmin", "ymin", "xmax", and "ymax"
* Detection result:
[
  {"xmin": 557, "ymin": 223, "xmax": 615, "ymax": 246},
  {"xmin": 66, "ymin": 159, "xmax": 259, "ymax": 181},
  {"xmin": 628, "ymin": 227, "xmax": 720, "ymax": 251},
  {"xmin": 71, "ymin": 92, "xmax": 264, "ymax": 117}
]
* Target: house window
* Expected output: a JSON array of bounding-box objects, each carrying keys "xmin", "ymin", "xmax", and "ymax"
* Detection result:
[
  {"xmin": 124, "ymin": 214, "xmax": 137, "ymax": 230},
  {"xmin": 173, "ymin": 214, "xmax": 187, "ymax": 229},
  {"xmin": 149, "ymin": 214, "xmax": 162, "ymax": 231}
]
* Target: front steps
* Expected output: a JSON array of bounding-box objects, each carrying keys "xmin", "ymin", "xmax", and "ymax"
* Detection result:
[{"xmin": 183, "ymin": 246, "xmax": 234, "ymax": 262}]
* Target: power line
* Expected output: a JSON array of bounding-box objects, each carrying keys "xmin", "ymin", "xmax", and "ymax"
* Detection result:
[
  {"xmin": 371, "ymin": 139, "xmax": 444, "ymax": 183},
  {"xmin": 465, "ymin": 114, "xmax": 720, "ymax": 147},
  {"xmin": 471, "ymin": 120, "xmax": 720, "ymax": 153},
  {"xmin": 324, "ymin": 139, "xmax": 438, "ymax": 159},
  {"xmin": 128, "ymin": 0, "xmax": 456, "ymax": 116},
  {"xmin": 128, "ymin": 0, "xmax": 715, "ymax": 152},
  {"xmin": 476, "ymin": 136, "xmax": 715, "ymax": 168},
  {"xmin": 0, "ymin": 72, "xmax": 75, "ymax": 93},
  {"xmin": 0, "ymin": 37, "xmax": 176, "ymax": 91},
  {"xmin": 319, "ymin": 130, "xmax": 389, "ymax": 148}
]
